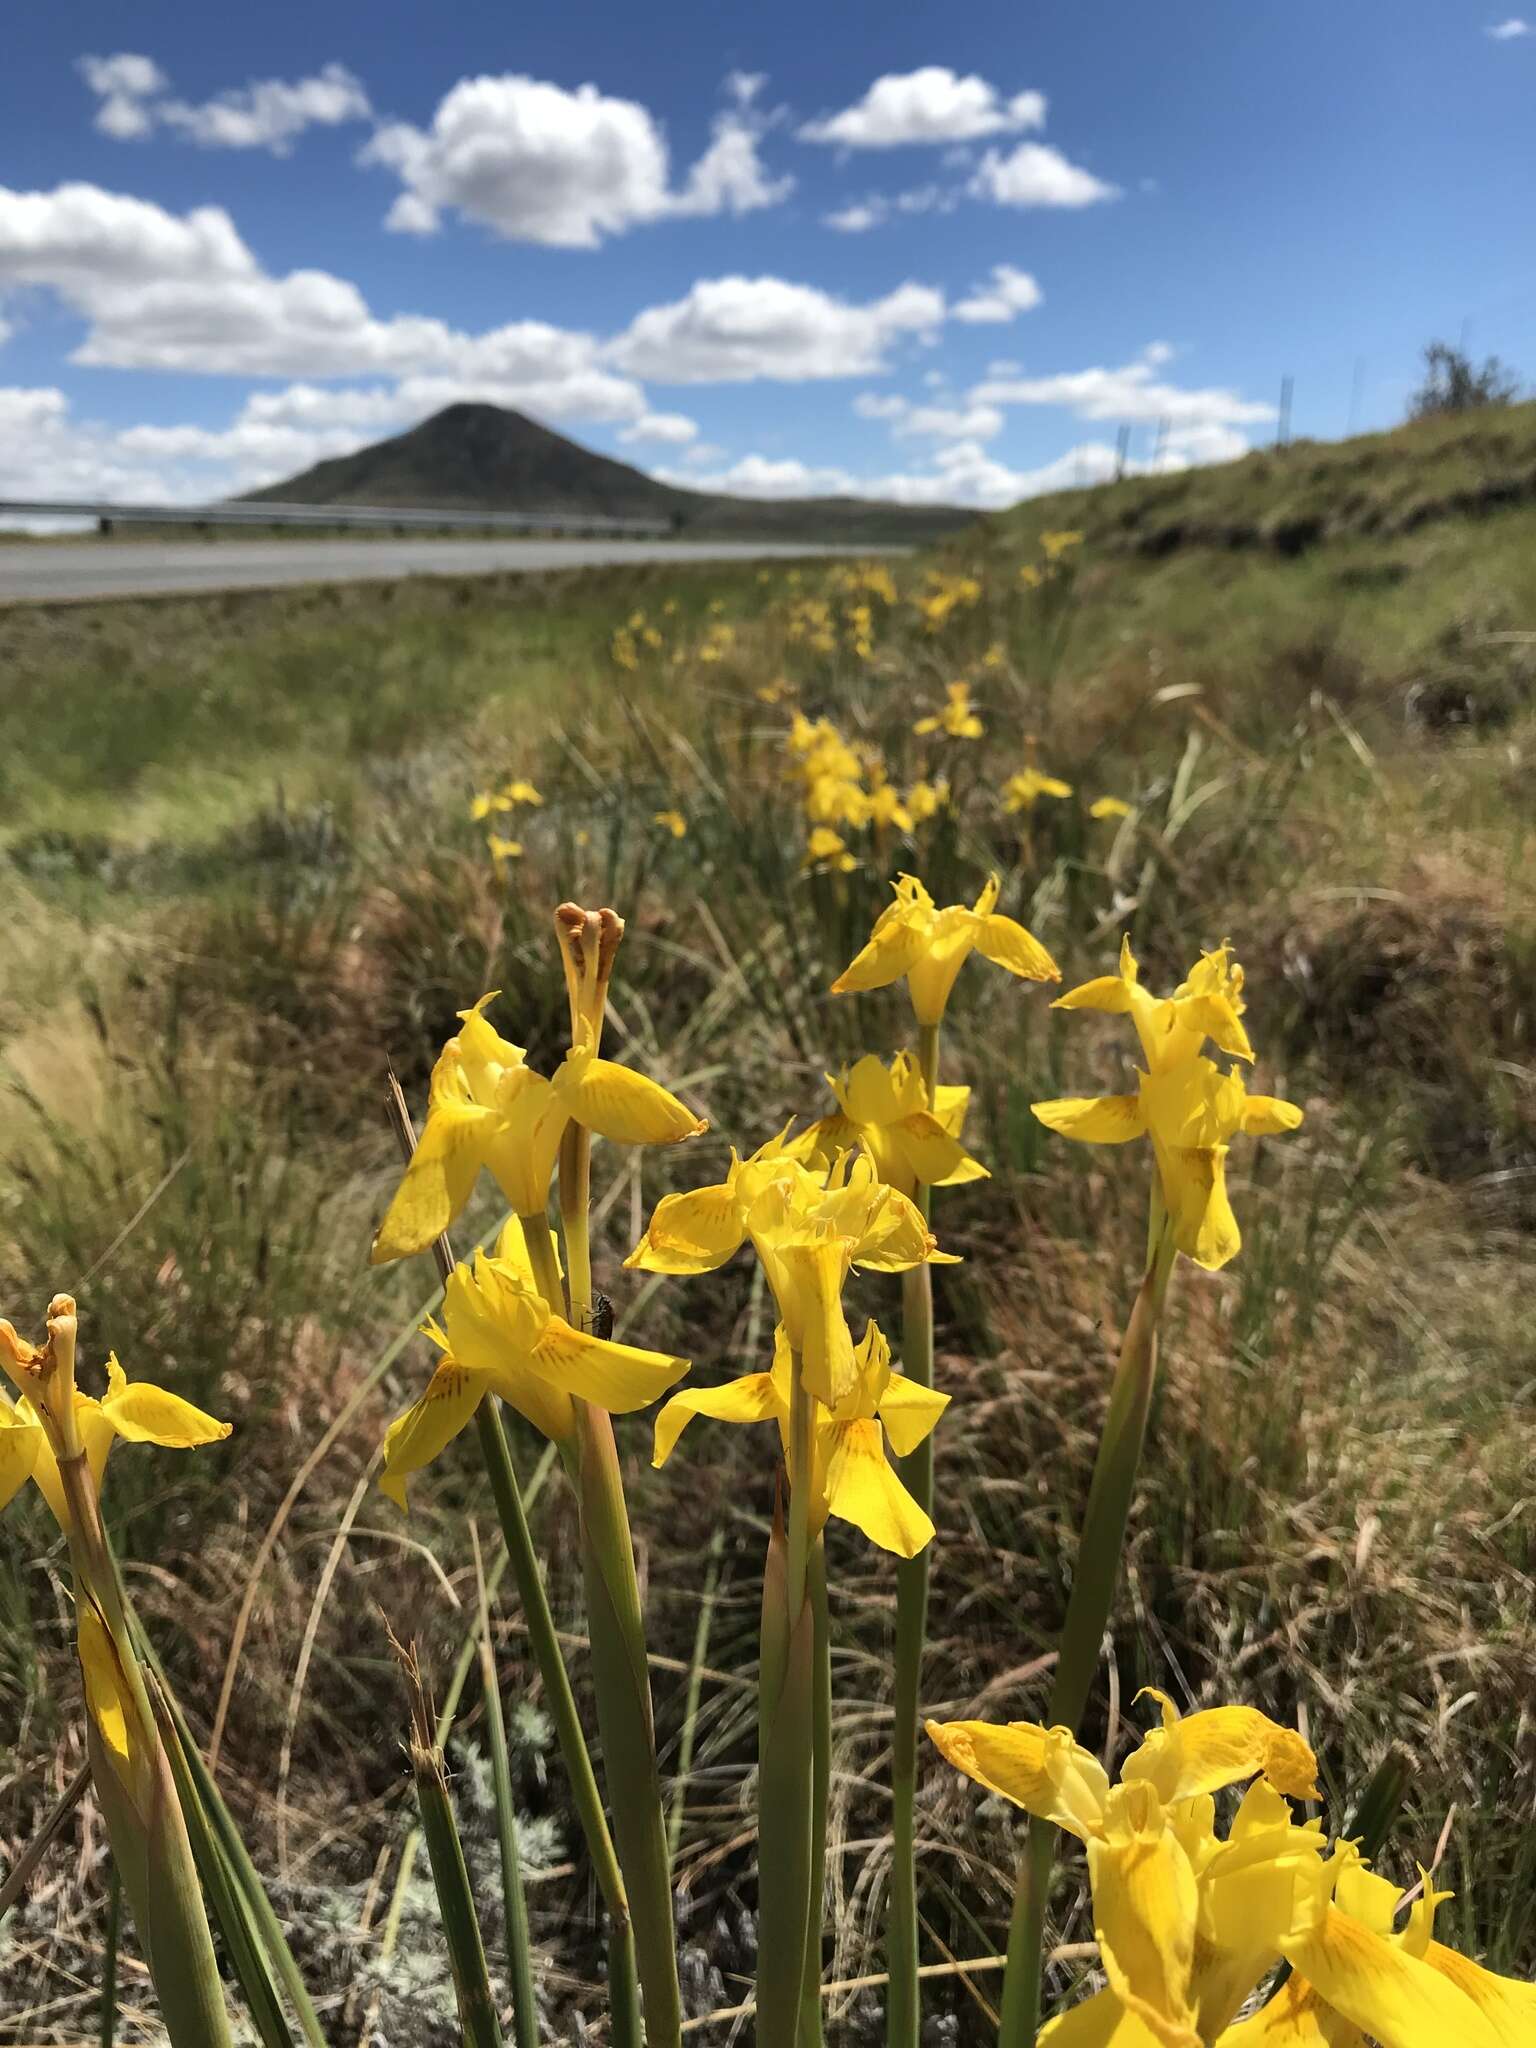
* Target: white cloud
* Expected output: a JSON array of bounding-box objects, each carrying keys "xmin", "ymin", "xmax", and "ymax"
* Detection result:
[
  {"xmin": 953, "ymin": 262, "xmax": 1043, "ymax": 323},
  {"xmin": 724, "ymin": 70, "xmax": 768, "ymax": 105},
  {"xmin": 655, "ymin": 452, "xmax": 861, "ymax": 497},
  {"xmin": 0, "ymin": 182, "xmax": 653, "ymax": 416},
  {"xmin": 80, "ymin": 55, "xmax": 370, "ymax": 154},
  {"xmin": 77, "ymin": 53, "xmax": 169, "ymax": 138},
  {"xmin": 361, "ymin": 74, "xmax": 789, "ymax": 246},
  {"xmin": 970, "ymin": 143, "xmax": 1118, "ymax": 208},
  {"xmin": 617, "ymin": 410, "xmax": 700, "ymax": 445},
  {"xmin": 972, "ymin": 346, "xmax": 1273, "ymax": 434},
  {"xmin": 1486, "ymin": 17, "xmax": 1531, "ymax": 35},
  {"xmin": 605, "ymin": 274, "xmax": 945, "ymax": 382},
  {"xmin": 824, "ymin": 200, "xmax": 886, "ymax": 232},
  {"xmin": 799, "ymin": 68, "xmax": 1045, "ymax": 147},
  {"xmin": 855, "ymin": 390, "xmax": 1003, "ymax": 441},
  {"xmin": 854, "ymin": 392, "xmax": 908, "ymax": 419}
]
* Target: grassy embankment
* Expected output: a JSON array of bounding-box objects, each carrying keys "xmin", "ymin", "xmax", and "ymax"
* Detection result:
[{"xmin": 1, "ymin": 404, "xmax": 1532, "ymax": 2041}]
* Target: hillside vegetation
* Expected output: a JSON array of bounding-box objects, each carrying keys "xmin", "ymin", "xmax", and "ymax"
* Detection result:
[
  {"xmin": 1, "ymin": 399, "xmax": 1532, "ymax": 2041},
  {"xmin": 245, "ymin": 399, "xmax": 976, "ymax": 544}
]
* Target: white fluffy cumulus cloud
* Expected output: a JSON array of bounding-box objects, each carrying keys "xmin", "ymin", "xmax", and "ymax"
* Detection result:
[
  {"xmin": 798, "ymin": 67, "xmax": 1046, "ymax": 148},
  {"xmin": 362, "ymin": 73, "xmax": 791, "ymax": 246},
  {"xmin": 971, "ymin": 345, "xmax": 1275, "ymax": 437},
  {"xmin": 0, "ymin": 182, "xmax": 647, "ymax": 421},
  {"xmin": 78, "ymin": 52, "xmax": 371, "ymax": 154},
  {"xmin": 969, "ymin": 142, "xmax": 1119, "ymax": 209},
  {"xmin": 605, "ymin": 275, "xmax": 946, "ymax": 383},
  {"xmin": 952, "ymin": 263, "xmax": 1043, "ymax": 323}
]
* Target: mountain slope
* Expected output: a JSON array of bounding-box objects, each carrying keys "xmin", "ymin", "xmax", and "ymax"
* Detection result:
[{"xmin": 244, "ymin": 401, "xmax": 974, "ymax": 544}]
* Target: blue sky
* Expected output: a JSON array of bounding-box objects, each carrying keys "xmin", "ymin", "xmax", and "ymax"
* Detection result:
[{"xmin": 2, "ymin": 1, "xmax": 1532, "ymax": 511}]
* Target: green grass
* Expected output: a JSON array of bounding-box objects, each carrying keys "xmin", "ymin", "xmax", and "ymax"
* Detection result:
[{"xmin": 1, "ymin": 433, "xmax": 1533, "ymax": 2041}]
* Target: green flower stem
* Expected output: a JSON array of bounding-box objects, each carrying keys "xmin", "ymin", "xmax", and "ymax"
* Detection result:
[
  {"xmin": 756, "ymin": 1481, "xmax": 815, "ymax": 2048},
  {"xmin": 886, "ymin": 1017, "xmax": 941, "ymax": 2048},
  {"xmin": 56, "ymin": 1453, "xmax": 234, "ymax": 2048},
  {"xmin": 798, "ymin": 1535, "xmax": 832, "ymax": 2048},
  {"xmin": 576, "ymin": 1393, "xmax": 683, "ymax": 2048},
  {"xmin": 476, "ymin": 1538, "xmax": 540, "ymax": 2048},
  {"xmin": 998, "ymin": 1215, "xmax": 1178, "ymax": 2048}
]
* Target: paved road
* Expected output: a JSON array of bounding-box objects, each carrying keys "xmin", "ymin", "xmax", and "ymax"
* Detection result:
[{"xmin": 0, "ymin": 535, "xmax": 899, "ymax": 604}]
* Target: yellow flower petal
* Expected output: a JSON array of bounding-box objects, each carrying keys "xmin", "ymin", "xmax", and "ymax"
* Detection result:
[
  {"xmin": 528, "ymin": 1320, "xmax": 688, "ymax": 1415},
  {"xmin": 924, "ymin": 1718, "xmax": 1110, "ymax": 1841},
  {"xmin": 875, "ymin": 1373, "xmax": 950, "ymax": 1457},
  {"xmin": 626, "ymin": 1177, "xmax": 749, "ymax": 1274},
  {"xmin": 1425, "ymin": 1941, "xmax": 1536, "ymax": 2034},
  {"xmin": 1033, "ymin": 1094, "xmax": 1146, "ymax": 1144},
  {"xmin": 1243, "ymin": 1095, "xmax": 1304, "ymax": 1136},
  {"xmin": 652, "ymin": 1372, "xmax": 783, "ymax": 1466},
  {"xmin": 560, "ymin": 1052, "xmax": 707, "ymax": 1147},
  {"xmin": 379, "ymin": 1359, "xmax": 488, "ymax": 1511},
  {"xmin": 1092, "ymin": 797, "xmax": 1134, "ymax": 821},
  {"xmin": 830, "ymin": 908, "xmax": 931, "ymax": 997},
  {"xmin": 1039, "ymin": 1988, "xmax": 1168, "ymax": 2046},
  {"xmin": 1283, "ymin": 1906, "xmax": 1506, "ymax": 2048},
  {"xmin": 77, "ymin": 1602, "xmax": 133, "ymax": 1767},
  {"xmin": 100, "ymin": 1354, "xmax": 232, "ymax": 1451},
  {"xmin": 1122, "ymin": 1692, "xmax": 1321, "ymax": 1804},
  {"xmin": 1213, "ymin": 1975, "xmax": 1333, "ymax": 2043},
  {"xmin": 0, "ymin": 1402, "xmax": 45, "ymax": 1512},
  {"xmin": 891, "ymin": 1110, "xmax": 990, "ymax": 1188},
  {"xmin": 822, "ymin": 1416, "xmax": 934, "ymax": 1556},
  {"xmin": 1089, "ymin": 1785, "xmax": 1202, "ymax": 2048},
  {"xmin": 775, "ymin": 1237, "xmax": 857, "ymax": 1409},
  {"xmin": 371, "ymin": 1095, "xmax": 493, "ymax": 1264}
]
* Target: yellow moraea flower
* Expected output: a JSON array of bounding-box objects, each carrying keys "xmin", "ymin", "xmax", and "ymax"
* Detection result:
[
  {"xmin": 372, "ymin": 993, "xmax": 706, "ymax": 1264},
  {"xmin": 628, "ymin": 1146, "xmax": 943, "ymax": 1410},
  {"xmin": 867, "ymin": 781, "xmax": 914, "ymax": 833},
  {"xmin": 1019, "ymin": 563, "xmax": 1043, "ymax": 589},
  {"xmin": 831, "ymin": 873, "xmax": 1059, "ymax": 1026},
  {"xmin": 931, "ymin": 1694, "xmax": 1330, "ymax": 2047},
  {"xmin": 805, "ymin": 827, "xmax": 856, "ymax": 873},
  {"xmin": 1055, "ymin": 935, "xmax": 1255, "ymax": 1071},
  {"xmin": 799, "ymin": 1051, "xmax": 988, "ymax": 1198},
  {"xmin": 504, "ymin": 779, "xmax": 543, "ymax": 806},
  {"xmin": 471, "ymin": 790, "xmax": 513, "ymax": 820},
  {"xmin": 905, "ymin": 779, "xmax": 947, "ymax": 824},
  {"xmin": 1041, "ymin": 529, "xmax": 1083, "ymax": 559},
  {"xmin": 1003, "ymin": 766, "xmax": 1073, "ymax": 812},
  {"xmin": 914, "ymin": 681, "xmax": 985, "ymax": 739},
  {"xmin": 757, "ymin": 677, "xmax": 795, "ymax": 704},
  {"xmin": 1220, "ymin": 1848, "xmax": 1532, "ymax": 2048},
  {"xmin": 1035, "ymin": 1053, "xmax": 1302, "ymax": 1270},
  {"xmin": 1091, "ymin": 795, "xmax": 1133, "ymax": 820},
  {"xmin": 486, "ymin": 832, "xmax": 523, "ymax": 873},
  {"xmin": 653, "ymin": 1322, "xmax": 947, "ymax": 1557},
  {"xmin": 653, "ymin": 809, "xmax": 688, "ymax": 839},
  {"xmin": 0, "ymin": 1335, "xmax": 229, "ymax": 1529},
  {"xmin": 379, "ymin": 1221, "xmax": 687, "ymax": 1506}
]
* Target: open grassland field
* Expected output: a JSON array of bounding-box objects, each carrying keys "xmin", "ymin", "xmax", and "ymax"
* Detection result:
[{"xmin": 1, "ymin": 408, "xmax": 1533, "ymax": 2043}]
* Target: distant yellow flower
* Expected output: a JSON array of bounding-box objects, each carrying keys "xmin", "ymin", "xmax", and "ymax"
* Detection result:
[
  {"xmin": 1040, "ymin": 528, "xmax": 1083, "ymax": 560},
  {"xmin": 867, "ymin": 781, "xmax": 914, "ymax": 834},
  {"xmin": 757, "ymin": 677, "xmax": 795, "ymax": 704},
  {"xmin": 1019, "ymin": 563, "xmax": 1043, "ymax": 589},
  {"xmin": 914, "ymin": 681, "xmax": 985, "ymax": 740},
  {"xmin": 611, "ymin": 628, "xmax": 639, "ymax": 671},
  {"xmin": 653, "ymin": 1321, "xmax": 946, "ymax": 1557},
  {"xmin": 905, "ymin": 779, "xmax": 947, "ymax": 824},
  {"xmin": 981, "ymin": 641, "xmax": 1005, "ymax": 669},
  {"xmin": 379, "ymin": 1220, "xmax": 687, "ymax": 1503},
  {"xmin": 832, "ymin": 873, "xmax": 1059, "ymax": 1026},
  {"xmin": 1003, "ymin": 766, "xmax": 1073, "ymax": 812},
  {"xmin": 471, "ymin": 790, "xmax": 512, "ymax": 820},
  {"xmin": 804, "ymin": 826, "xmax": 856, "ymax": 873},
  {"xmin": 654, "ymin": 809, "xmax": 688, "ymax": 839},
  {"xmin": 372, "ymin": 994, "xmax": 706, "ymax": 1263},
  {"xmin": 1091, "ymin": 795, "xmax": 1133, "ymax": 820},
  {"xmin": 799, "ymin": 1050, "xmax": 987, "ymax": 1198},
  {"xmin": 486, "ymin": 832, "xmax": 523, "ymax": 872}
]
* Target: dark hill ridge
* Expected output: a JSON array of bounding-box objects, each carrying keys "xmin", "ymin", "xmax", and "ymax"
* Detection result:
[{"xmin": 244, "ymin": 401, "xmax": 975, "ymax": 544}]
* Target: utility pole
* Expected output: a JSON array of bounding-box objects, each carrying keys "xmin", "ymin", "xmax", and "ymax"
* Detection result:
[
  {"xmin": 1152, "ymin": 416, "xmax": 1170, "ymax": 470},
  {"xmin": 1115, "ymin": 423, "xmax": 1131, "ymax": 480},
  {"xmin": 1277, "ymin": 375, "xmax": 1294, "ymax": 450}
]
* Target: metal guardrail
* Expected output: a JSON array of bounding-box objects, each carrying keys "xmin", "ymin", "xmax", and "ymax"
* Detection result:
[{"xmin": 0, "ymin": 497, "xmax": 673, "ymax": 539}]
